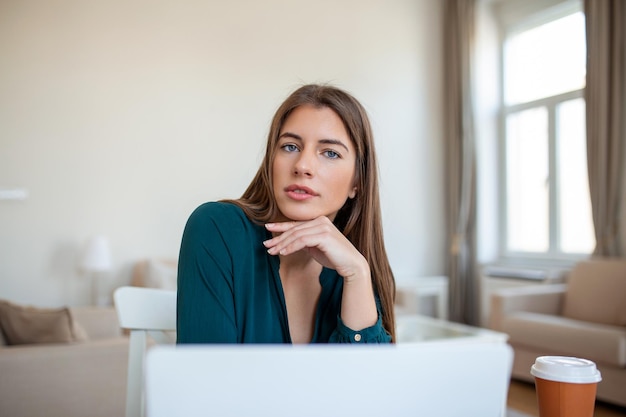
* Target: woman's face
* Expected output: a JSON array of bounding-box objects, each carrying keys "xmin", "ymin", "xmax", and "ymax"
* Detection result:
[{"xmin": 272, "ymin": 105, "xmax": 357, "ymax": 222}]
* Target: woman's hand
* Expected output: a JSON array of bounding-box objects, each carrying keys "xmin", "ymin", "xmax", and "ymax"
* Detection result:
[
  {"xmin": 264, "ymin": 216, "xmax": 378, "ymax": 331},
  {"xmin": 263, "ymin": 216, "xmax": 368, "ymax": 282}
]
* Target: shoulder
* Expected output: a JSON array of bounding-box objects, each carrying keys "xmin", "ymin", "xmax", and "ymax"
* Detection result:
[
  {"xmin": 180, "ymin": 201, "xmax": 266, "ymax": 264},
  {"xmin": 189, "ymin": 201, "xmax": 245, "ymax": 222},
  {"xmin": 184, "ymin": 201, "xmax": 261, "ymax": 237}
]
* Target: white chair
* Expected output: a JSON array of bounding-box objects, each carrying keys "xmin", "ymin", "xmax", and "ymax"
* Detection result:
[{"xmin": 114, "ymin": 286, "xmax": 177, "ymax": 417}]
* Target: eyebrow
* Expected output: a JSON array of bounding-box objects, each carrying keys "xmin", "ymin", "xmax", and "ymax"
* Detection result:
[{"xmin": 278, "ymin": 132, "xmax": 350, "ymax": 153}]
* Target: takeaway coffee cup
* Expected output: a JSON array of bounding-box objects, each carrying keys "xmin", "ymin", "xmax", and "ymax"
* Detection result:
[{"xmin": 531, "ymin": 356, "xmax": 602, "ymax": 417}]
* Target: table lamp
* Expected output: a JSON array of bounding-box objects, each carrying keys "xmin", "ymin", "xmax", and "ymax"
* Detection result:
[{"xmin": 82, "ymin": 235, "xmax": 112, "ymax": 306}]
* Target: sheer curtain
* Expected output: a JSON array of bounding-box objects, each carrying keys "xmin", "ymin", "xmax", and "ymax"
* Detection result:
[
  {"xmin": 443, "ymin": 0, "xmax": 478, "ymax": 324},
  {"xmin": 584, "ymin": 0, "xmax": 626, "ymax": 257}
]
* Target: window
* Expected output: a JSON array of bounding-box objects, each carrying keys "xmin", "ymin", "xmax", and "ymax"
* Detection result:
[{"xmin": 498, "ymin": 3, "xmax": 595, "ymax": 259}]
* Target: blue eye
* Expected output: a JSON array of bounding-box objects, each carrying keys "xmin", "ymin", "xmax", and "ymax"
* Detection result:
[
  {"xmin": 281, "ymin": 144, "xmax": 299, "ymax": 152},
  {"xmin": 324, "ymin": 150, "xmax": 340, "ymax": 159}
]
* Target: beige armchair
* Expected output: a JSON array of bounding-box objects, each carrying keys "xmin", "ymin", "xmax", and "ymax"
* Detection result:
[{"xmin": 489, "ymin": 258, "xmax": 626, "ymax": 407}]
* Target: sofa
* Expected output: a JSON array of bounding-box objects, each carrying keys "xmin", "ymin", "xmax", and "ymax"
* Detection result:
[
  {"xmin": 0, "ymin": 302, "xmax": 129, "ymax": 417},
  {"xmin": 0, "ymin": 259, "xmax": 178, "ymax": 417},
  {"xmin": 489, "ymin": 258, "xmax": 626, "ymax": 407}
]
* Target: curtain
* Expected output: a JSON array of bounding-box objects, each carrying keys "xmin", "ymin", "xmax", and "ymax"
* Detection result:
[
  {"xmin": 584, "ymin": 0, "xmax": 626, "ymax": 257},
  {"xmin": 443, "ymin": 0, "xmax": 478, "ymax": 324}
]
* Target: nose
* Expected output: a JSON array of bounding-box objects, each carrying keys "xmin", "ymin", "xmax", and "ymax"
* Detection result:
[{"xmin": 293, "ymin": 149, "xmax": 315, "ymax": 177}]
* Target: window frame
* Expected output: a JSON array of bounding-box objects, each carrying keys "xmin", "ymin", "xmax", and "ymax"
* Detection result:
[{"xmin": 494, "ymin": 0, "xmax": 590, "ymax": 264}]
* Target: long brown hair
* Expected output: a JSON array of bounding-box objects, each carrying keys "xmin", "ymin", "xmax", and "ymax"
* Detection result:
[{"xmin": 226, "ymin": 84, "xmax": 396, "ymax": 341}]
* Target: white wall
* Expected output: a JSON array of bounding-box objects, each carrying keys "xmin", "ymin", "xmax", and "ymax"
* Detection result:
[{"xmin": 0, "ymin": 0, "xmax": 445, "ymax": 307}]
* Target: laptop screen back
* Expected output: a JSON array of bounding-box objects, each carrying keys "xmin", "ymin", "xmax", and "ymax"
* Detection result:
[{"xmin": 146, "ymin": 342, "xmax": 513, "ymax": 417}]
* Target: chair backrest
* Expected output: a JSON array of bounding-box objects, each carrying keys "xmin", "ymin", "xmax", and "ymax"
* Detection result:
[
  {"xmin": 562, "ymin": 258, "xmax": 626, "ymax": 326},
  {"xmin": 114, "ymin": 286, "xmax": 177, "ymax": 417}
]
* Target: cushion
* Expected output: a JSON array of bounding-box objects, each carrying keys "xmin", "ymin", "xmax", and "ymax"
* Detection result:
[
  {"xmin": 142, "ymin": 259, "xmax": 178, "ymax": 290},
  {"xmin": 562, "ymin": 258, "xmax": 626, "ymax": 326},
  {"xmin": 0, "ymin": 300, "xmax": 88, "ymax": 345},
  {"xmin": 70, "ymin": 306, "xmax": 123, "ymax": 339}
]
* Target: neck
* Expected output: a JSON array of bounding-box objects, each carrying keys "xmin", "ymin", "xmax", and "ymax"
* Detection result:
[{"xmin": 279, "ymin": 250, "xmax": 318, "ymax": 272}]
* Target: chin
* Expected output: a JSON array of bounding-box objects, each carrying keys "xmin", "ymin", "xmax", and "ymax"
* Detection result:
[
  {"xmin": 275, "ymin": 205, "xmax": 321, "ymax": 222},
  {"xmin": 279, "ymin": 212, "xmax": 317, "ymax": 222},
  {"xmin": 276, "ymin": 207, "xmax": 339, "ymax": 223}
]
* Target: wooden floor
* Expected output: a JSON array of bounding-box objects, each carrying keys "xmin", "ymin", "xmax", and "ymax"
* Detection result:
[{"xmin": 507, "ymin": 379, "xmax": 626, "ymax": 417}]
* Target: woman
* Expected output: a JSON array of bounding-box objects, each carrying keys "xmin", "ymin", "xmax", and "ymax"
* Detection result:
[{"xmin": 177, "ymin": 84, "xmax": 396, "ymax": 343}]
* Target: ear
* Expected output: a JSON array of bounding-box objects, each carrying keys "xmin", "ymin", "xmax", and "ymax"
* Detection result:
[{"xmin": 349, "ymin": 187, "xmax": 357, "ymax": 199}]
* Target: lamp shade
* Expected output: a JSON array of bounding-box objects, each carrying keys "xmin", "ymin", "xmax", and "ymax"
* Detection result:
[{"xmin": 82, "ymin": 235, "xmax": 112, "ymax": 272}]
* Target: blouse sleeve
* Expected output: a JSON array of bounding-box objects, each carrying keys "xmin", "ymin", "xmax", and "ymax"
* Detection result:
[
  {"xmin": 328, "ymin": 313, "xmax": 392, "ymax": 344},
  {"xmin": 176, "ymin": 203, "xmax": 238, "ymax": 343}
]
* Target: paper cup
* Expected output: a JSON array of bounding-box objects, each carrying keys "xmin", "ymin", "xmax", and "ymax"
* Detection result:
[{"xmin": 531, "ymin": 356, "xmax": 602, "ymax": 417}]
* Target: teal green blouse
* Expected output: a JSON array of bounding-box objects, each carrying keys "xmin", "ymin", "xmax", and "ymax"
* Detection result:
[{"xmin": 176, "ymin": 202, "xmax": 391, "ymax": 344}]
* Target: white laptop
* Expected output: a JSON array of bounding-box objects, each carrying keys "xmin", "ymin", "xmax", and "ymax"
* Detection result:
[{"xmin": 146, "ymin": 341, "xmax": 513, "ymax": 417}]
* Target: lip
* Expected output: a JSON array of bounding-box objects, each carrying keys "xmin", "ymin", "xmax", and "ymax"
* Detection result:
[{"xmin": 284, "ymin": 184, "xmax": 318, "ymax": 201}]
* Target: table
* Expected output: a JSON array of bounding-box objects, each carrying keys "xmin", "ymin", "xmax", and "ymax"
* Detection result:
[
  {"xmin": 395, "ymin": 314, "xmax": 511, "ymax": 417},
  {"xmin": 395, "ymin": 275, "xmax": 449, "ymax": 319},
  {"xmin": 396, "ymin": 314, "xmax": 509, "ymax": 344}
]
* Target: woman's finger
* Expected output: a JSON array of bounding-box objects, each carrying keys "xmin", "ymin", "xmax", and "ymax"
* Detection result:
[
  {"xmin": 264, "ymin": 221, "xmax": 300, "ymax": 233},
  {"xmin": 263, "ymin": 218, "xmax": 325, "ymax": 249},
  {"xmin": 263, "ymin": 222, "xmax": 324, "ymax": 255}
]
